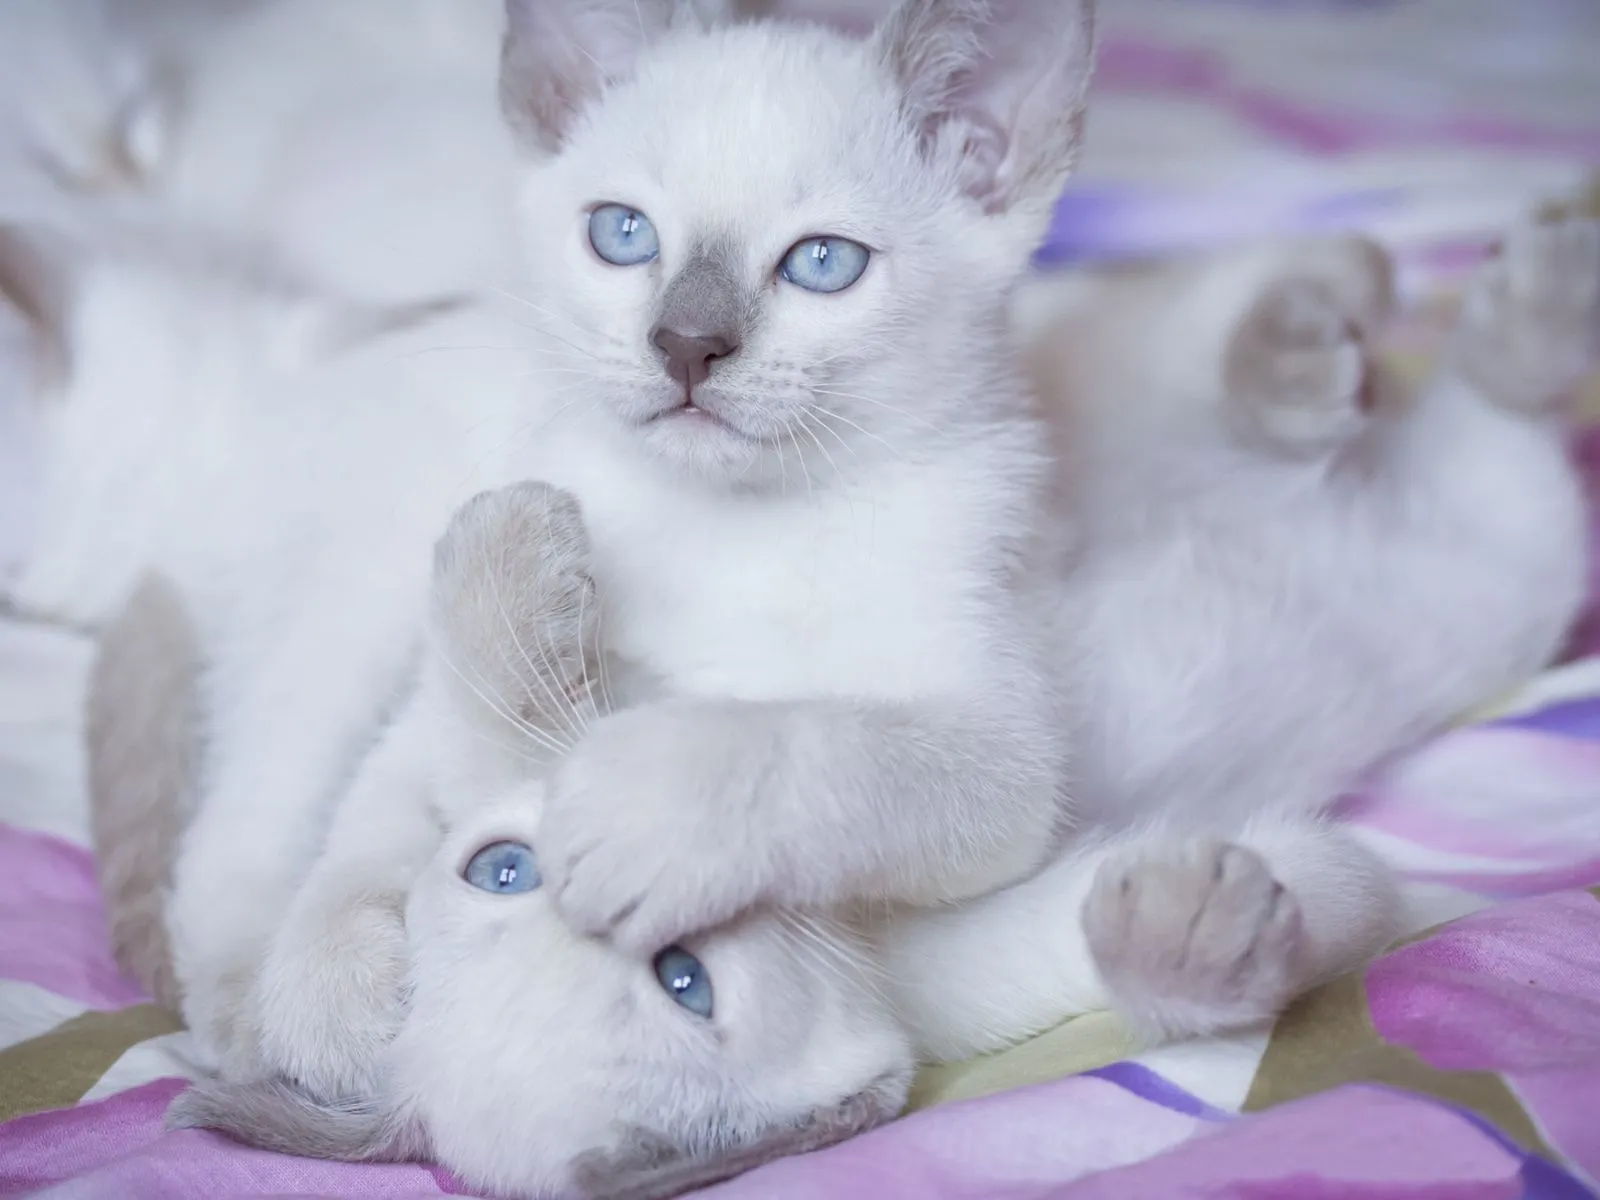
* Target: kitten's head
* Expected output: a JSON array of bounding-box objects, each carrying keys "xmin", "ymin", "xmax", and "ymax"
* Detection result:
[
  {"xmin": 499, "ymin": 0, "xmax": 1095, "ymax": 485},
  {"xmin": 173, "ymin": 792, "xmax": 914, "ymax": 1199}
]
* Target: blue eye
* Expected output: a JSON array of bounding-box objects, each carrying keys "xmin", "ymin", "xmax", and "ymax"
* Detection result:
[
  {"xmin": 653, "ymin": 946, "xmax": 713, "ymax": 1018},
  {"xmin": 588, "ymin": 204, "xmax": 660, "ymax": 266},
  {"xmin": 462, "ymin": 841, "xmax": 541, "ymax": 894},
  {"xmin": 779, "ymin": 237, "xmax": 870, "ymax": 294}
]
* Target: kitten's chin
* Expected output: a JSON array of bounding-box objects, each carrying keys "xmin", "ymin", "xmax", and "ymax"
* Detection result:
[{"xmin": 635, "ymin": 407, "xmax": 764, "ymax": 485}]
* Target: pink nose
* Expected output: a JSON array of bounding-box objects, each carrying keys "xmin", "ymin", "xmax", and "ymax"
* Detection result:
[{"xmin": 651, "ymin": 327, "xmax": 738, "ymax": 388}]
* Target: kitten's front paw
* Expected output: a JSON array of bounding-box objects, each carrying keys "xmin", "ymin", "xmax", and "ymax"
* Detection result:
[
  {"xmin": 431, "ymin": 481, "xmax": 599, "ymax": 728},
  {"xmin": 1452, "ymin": 218, "xmax": 1600, "ymax": 412},
  {"xmin": 539, "ymin": 704, "xmax": 772, "ymax": 955},
  {"xmin": 252, "ymin": 889, "xmax": 409, "ymax": 1101},
  {"xmin": 1223, "ymin": 238, "xmax": 1395, "ymax": 457},
  {"xmin": 1082, "ymin": 838, "xmax": 1308, "ymax": 1040}
]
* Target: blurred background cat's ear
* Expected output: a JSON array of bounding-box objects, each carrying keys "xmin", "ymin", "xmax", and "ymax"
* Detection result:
[
  {"xmin": 875, "ymin": 0, "xmax": 1096, "ymax": 220},
  {"xmin": 499, "ymin": 0, "xmax": 684, "ymax": 155},
  {"xmin": 0, "ymin": 223, "xmax": 78, "ymax": 398}
]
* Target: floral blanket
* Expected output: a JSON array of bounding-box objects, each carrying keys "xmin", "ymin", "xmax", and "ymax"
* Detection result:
[{"xmin": 4, "ymin": 0, "xmax": 1600, "ymax": 1196}]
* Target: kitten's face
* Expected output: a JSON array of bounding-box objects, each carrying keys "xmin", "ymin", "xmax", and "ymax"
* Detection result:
[
  {"xmin": 385, "ymin": 792, "xmax": 912, "ymax": 1197},
  {"xmin": 503, "ymin": 0, "xmax": 1095, "ymax": 487}
]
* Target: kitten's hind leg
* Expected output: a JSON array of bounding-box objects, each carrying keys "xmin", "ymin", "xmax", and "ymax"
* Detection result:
[
  {"xmin": 1081, "ymin": 816, "xmax": 1400, "ymax": 1041},
  {"xmin": 879, "ymin": 813, "xmax": 1400, "ymax": 1059},
  {"xmin": 1222, "ymin": 237, "xmax": 1396, "ymax": 458},
  {"xmin": 1448, "ymin": 218, "xmax": 1600, "ymax": 415}
]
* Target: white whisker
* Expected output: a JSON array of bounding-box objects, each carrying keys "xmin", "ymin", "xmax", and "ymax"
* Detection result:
[
  {"xmin": 812, "ymin": 388, "xmax": 953, "ymax": 440},
  {"xmin": 486, "ymin": 523, "xmax": 586, "ymax": 746},
  {"xmin": 434, "ymin": 644, "xmax": 572, "ymax": 758},
  {"xmin": 809, "ymin": 404, "xmax": 909, "ymax": 463}
]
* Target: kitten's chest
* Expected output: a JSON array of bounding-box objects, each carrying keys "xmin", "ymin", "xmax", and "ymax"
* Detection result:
[{"xmin": 559, "ymin": 472, "xmax": 991, "ymax": 701}]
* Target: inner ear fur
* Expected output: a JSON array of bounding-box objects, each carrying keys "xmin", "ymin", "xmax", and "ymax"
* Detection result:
[{"xmin": 0, "ymin": 223, "xmax": 77, "ymax": 395}]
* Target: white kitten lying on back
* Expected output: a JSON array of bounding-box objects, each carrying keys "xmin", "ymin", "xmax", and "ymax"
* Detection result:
[
  {"xmin": 925, "ymin": 217, "xmax": 1594, "ymax": 1047},
  {"xmin": 84, "ymin": 220, "xmax": 1598, "ymax": 1197},
  {"xmin": 5, "ymin": 0, "xmax": 1093, "ymax": 1100}
]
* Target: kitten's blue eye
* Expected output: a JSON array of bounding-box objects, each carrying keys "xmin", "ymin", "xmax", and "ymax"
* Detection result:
[
  {"xmin": 462, "ymin": 841, "xmax": 541, "ymax": 894},
  {"xmin": 779, "ymin": 237, "xmax": 870, "ymax": 294},
  {"xmin": 588, "ymin": 204, "xmax": 660, "ymax": 266},
  {"xmin": 653, "ymin": 946, "xmax": 713, "ymax": 1018}
]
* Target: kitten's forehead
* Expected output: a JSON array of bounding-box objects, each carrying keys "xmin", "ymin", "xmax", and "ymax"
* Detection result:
[{"xmin": 574, "ymin": 24, "xmax": 910, "ymax": 245}]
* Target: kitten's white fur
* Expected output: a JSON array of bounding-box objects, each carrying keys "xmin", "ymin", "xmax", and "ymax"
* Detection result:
[
  {"xmin": 87, "ymin": 219, "xmax": 1597, "ymax": 1197},
  {"xmin": 7, "ymin": 0, "xmax": 1093, "ymax": 1099}
]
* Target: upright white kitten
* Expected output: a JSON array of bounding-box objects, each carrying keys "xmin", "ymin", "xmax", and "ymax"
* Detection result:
[{"xmin": 7, "ymin": 0, "xmax": 1096, "ymax": 1100}]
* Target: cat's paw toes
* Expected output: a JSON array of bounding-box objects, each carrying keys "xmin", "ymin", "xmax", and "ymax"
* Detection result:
[
  {"xmin": 1083, "ymin": 838, "xmax": 1308, "ymax": 1040},
  {"xmin": 1453, "ymin": 218, "xmax": 1600, "ymax": 412},
  {"xmin": 1224, "ymin": 239, "xmax": 1395, "ymax": 457},
  {"xmin": 430, "ymin": 481, "xmax": 598, "ymax": 719},
  {"xmin": 252, "ymin": 893, "xmax": 408, "ymax": 1101},
  {"xmin": 433, "ymin": 481, "xmax": 590, "ymax": 592},
  {"xmin": 540, "ymin": 706, "xmax": 768, "ymax": 954}
]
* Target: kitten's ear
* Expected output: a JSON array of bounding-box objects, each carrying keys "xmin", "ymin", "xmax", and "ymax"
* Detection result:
[
  {"xmin": 570, "ymin": 1069, "xmax": 910, "ymax": 1199},
  {"xmin": 0, "ymin": 223, "xmax": 79, "ymax": 396},
  {"xmin": 875, "ymin": 0, "xmax": 1097, "ymax": 217},
  {"xmin": 500, "ymin": 0, "xmax": 710, "ymax": 153},
  {"xmin": 167, "ymin": 1077, "xmax": 430, "ymax": 1164}
]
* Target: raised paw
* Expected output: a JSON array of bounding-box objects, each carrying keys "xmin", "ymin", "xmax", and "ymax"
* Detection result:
[
  {"xmin": 539, "ymin": 703, "xmax": 772, "ymax": 955},
  {"xmin": 251, "ymin": 890, "xmax": 409, "ymax": 1101},
  {"xmin": 1223, "ymin": 238, "xmax": 1396, "ymax": 457},
  {"xmin": 430, "ymin": 481, "xmax": 600, "ymax": 733},
  {"xmin": 1082, "ymin": 838, "xmax": 1308, "ymax": 1040},
  {"xmin": 1451, "ymin": 218, "xmax": 1600, "ymax": 413}
]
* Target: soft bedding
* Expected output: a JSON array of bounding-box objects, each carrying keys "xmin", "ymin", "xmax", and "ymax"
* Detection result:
[{"xmin": 5, "ymin": 0, "xmax": 1600, "ymax": 1196}]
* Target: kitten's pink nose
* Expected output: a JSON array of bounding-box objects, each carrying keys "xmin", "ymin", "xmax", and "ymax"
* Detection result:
[{"xmin": 651, "ymin": 327, "xmax": 738, "ymax": 389}]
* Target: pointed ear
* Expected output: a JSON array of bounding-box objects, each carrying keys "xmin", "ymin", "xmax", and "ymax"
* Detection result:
[
  {"xmin": 499, "ymin": 0, "xmax": 714, "ymax": 153},
  {"xmin": 570, "ymin": 1069, "xmax": 910, "ymax": 1199},
  {"xmin": 875, "ymin": 0, "xmax": 1096, "ymax": 218},
  {"xmin": 167, "ymin": 1077, "xmax": 430, "ymax": 1164},
  {"xmin": 0, "ymin": 224, "xmax": 79, "ymax": 395}
]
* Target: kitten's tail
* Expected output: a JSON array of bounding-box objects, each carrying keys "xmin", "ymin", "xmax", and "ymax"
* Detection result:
[{"xmin": 86, "ymin": 571, "xmax": 202, "ymax": 1012}]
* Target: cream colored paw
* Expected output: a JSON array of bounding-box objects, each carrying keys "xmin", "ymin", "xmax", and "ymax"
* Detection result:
[
  {"xmin": 1082, "ymin": 838, "xmax": 1309, "ymax": 1040},
  {"xmin": 1452, "ymin": 218, "xmax": 1600, "ymax": 413},
  {"xmin": 430, "ymin": 480, "xmax": 600, "ymax": 729},
  {"xmin": 1223, "ymin": 238, "xmax": 1395, "ymax": 456}
]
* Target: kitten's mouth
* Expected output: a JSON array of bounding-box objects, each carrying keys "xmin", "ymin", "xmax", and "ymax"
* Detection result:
[{"xmin": 646, "ymin": 397, "xmax": 747, "ymax": 438}]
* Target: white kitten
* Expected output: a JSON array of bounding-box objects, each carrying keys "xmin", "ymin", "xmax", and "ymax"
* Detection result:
[
  {"xmin": 944, "ymin": 217, "xmax": 1595, "ymax": 1046},
  {"xmin": 7, "ymin": 0, "xmax": 1095, "ymax": 1100},
  {"xmin": 90, "ymin": 517, "xmax": 914, "ymax": 1200}
]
